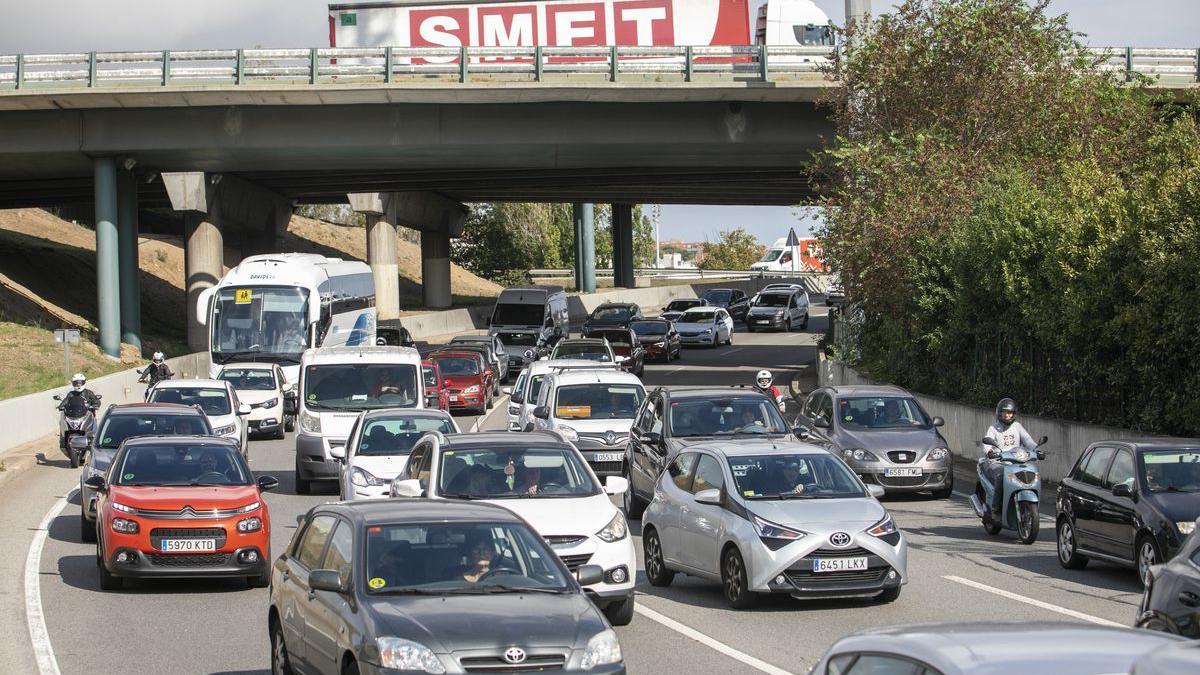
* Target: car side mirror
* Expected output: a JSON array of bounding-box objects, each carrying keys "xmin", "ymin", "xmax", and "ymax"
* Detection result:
[
  {"xmin": 501, "ymin": 387, "xmax": 512, "ymax": 396},
  {"xmin": 793, "ymin": 426, "xmax": 811, "ymax": 440},
  {"xmin": 522, "ymin": 422, "xmax": 535, "ymax": 432},
  {"xmin": 641, "ymin": 431, "xmax": 661, "ymax": 445},
  {"xmin": 932, "ymin": 416, "xmax": 945, "ymax": 427},
  {"xmin": 83, "ymin": 475, "xmax": 106, "ymax": 492},
  {"xmin": 1038, "ymin": 436, "xmax": 1049, "ymax": 446},
  {"xmin": 257, "ymin": 475, "xmax": 279, "ymax": 492},
  {"xmin": 867, "ymin": 484, "xmax": 885, "ymax": 499},
  {"xmin": 295, "ymin": 513, "xmax": 307, "ymax": 526},
  {"xmin": 981, "ymin": 437, "xmax": 999, "ymax": 448},
  {"xmin": 238, "ymin": 403, "xmax": 252, "ymax": 416},
  {"xmin": 329, "ymin": 445, "xmax": 346, "ymax": 461},
  {"xmin": 1112, "ymin": 483, "xmax": 1135, "ymax": 499},
  {"xmin": 390, "ymin": 477, "xmax": 423, "ymax": 498},
  {"xmin": 812, "ymin": 416, "xmax": 830, "ymax": 429},
  {"xmin": 533, "ymin": 406, "xmax": 550, "ymax": 420},
  {"xmin": 575, "ymin": 564, "xmax": 604, "ymax": 587},
  {"xmin": 605, "ymin": 476, "xmax": 629, "ymax": 495},
  {"xmin": 442, "ymin": 379, "xmax": 452, "ymax": 388},
  {"xmin": 694, "ymin": 488, "xmax": 722, "ymax": 506},
  {"xmin": 308, "ymin": 569, "xmax": 348, "ymax": 594},
  {"xmin": 510, "ymin": 392, "xmax": 525, "ymax": 404},
  {"xmin": 53, "ymin": 395, "xmax": 63, "ymax": 401}
]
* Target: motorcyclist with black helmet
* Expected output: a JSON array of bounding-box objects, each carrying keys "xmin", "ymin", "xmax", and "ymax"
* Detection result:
[
  {"xmin": 982, "ymin": 398, "xmax": 1039, "ymax": 513},
  {"xmin": 138, "ymin": 351, "xmax": 174, "ymax": 386}
]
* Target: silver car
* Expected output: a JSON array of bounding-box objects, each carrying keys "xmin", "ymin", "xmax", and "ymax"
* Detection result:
[
  {"xmin": 796, "ymin": 385, "xmax": 953, "ymax": 498},
  {"xmin": 642, "ymin": 441, "xmax": 906, "ymax": 608}
]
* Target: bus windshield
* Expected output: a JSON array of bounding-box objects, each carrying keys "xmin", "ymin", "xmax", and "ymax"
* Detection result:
[{"xmin": 211, "ymin": 287, "xmax": 310, "ymax": 365}]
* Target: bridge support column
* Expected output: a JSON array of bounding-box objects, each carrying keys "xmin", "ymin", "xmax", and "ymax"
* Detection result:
[
  {"xmin": 117, "ymin": 169, "xmax": 142, "ymax": 353},
  {"xmin": 241, "ymin": 202, "xmax": 289, "ymax": 259},
  {"xmin": 350, "ymin": 193, "xmax": 402, "ymax": 321},
  {"xmin": 183, "ymin": 211, "xmax": 223, "ymax": 353},
  {"xmin": 611, "ymin": 203, "xmax": 635, "ymax": 289},
  {"xmin": 94, "ymin": 157, "xmax": 121, "ymax": 359},
  {"xmin": 846, "ymin": 0, "xmax": 872, "ymax": 24},
  {"xmin": 421, "ymin": 231, "xmax": 452, "ymax": 309},
  {"xmin": 573, "ymin": 203, "xmax": 595, "ymax": 293}
]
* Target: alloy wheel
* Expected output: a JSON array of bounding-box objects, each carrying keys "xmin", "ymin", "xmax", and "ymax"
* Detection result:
[
  {"xmin": 645, "ymin": 534, "xmax": 663, "ymax": 579},
  {"xmin": 1139, "ymin": 540, "xmax": 1157, "ymax": 584},
  {"xmin": 1058, "ymin": 522, "xmax": 1074, "ymax": 563},
  {"xmin": 723, "ymin": 552, "xmax": 742, "ymax": 601}
]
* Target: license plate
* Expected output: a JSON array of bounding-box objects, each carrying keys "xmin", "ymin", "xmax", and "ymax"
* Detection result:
[
  {"xmin": 450, "ymin": 395, "xmax": 459, "ymax": 402},
  {"xmin": 813, "ymin": 557, "xmax": 868, "ymax": 573},
  {"xmin": 755, "ymin": 319, "xmax": 770, "ymax": 324},
  {"xmin": 594, "ymin": 452, "xmax": 623, "ymax": 462},
  {"xmin": 161, "ymin": 539, "xmax": 216, "ymax": 552},
  {"xmin": 884, "ymin": 468, "xmax": 922, "ymax": 477}
]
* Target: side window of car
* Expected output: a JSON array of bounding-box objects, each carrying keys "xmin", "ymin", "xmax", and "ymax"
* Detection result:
[
  {"xmin": 816, "ymin": 394, "xmax": 834, "ymax": 424},
  {"xmin": 1069, "ymin": 448, "xmax": 1093, "ymax": 481},
  {"xmin": 691, "ymin": 455, "xmax": 725, "ymax": 495},
  {"xmin": 802, "ymin": 393, "xmax": 819, "ymax": 419},
  {"xmin": 668, "ymin": 453, "xmax": 698, "ymax": 491},
  {"xmin": 406, "ymin": 444, "xmax": 428, "ymax": 481},
  {"xmin": 635, "ymin": 398, "xmax": 655, "ymax": 432},
  {"xmin": 828, "ymin": 653, "xmax": 940, "ymax": 675},
  {"xmin": 1078, "ymin": 446, "xmax": 1116, "ymax": 487},
  {"xmin": 346, "ymin": 418, "xmax": 362, "ymax": 454},
  {"xmin": 649, "ymin": 398, "xmax": 665, "ymax": 435},
  {"xmin": 1104, "ymin": 449, "xmax": 1135, "ymax": 491},
  {"xmin": 321, "ymin": 520, "xmax": 355, "ymax": 584},
  {"xmin": 295, "ymin": 514, "xmax": 337, "ymax": 569}
]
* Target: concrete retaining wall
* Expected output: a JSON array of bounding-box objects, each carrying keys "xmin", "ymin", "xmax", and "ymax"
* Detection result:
[
  {"xmin": 0, "ymin": 352, "xmax": 209, "ymax": 455},
  {"xmin": 817, "ymin": 353, "xmax": 1157, "ymax": 483}
]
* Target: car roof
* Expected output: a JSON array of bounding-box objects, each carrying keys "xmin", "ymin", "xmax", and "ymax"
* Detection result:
[
  {"xmin": 450, "ymin": 335, "xmax": 494, "ymax": 342},
  {"xmin": 552, "ymin": 370, "xmax": 644, "ymax": 386},
  {"xmin": 360, "ymin": 408, "xmax": 452, "ymax": 421},
  {"xmin": 827, "ymin": 384, "xmax": 911, "ymax": 397},
  {"xmin": 106, "ymin": 403, "xmax": 207, "ymax": 416},
  {"xmin": 595, "ymin": 302, "xmax": 636, "ymax": 309},
  {"xmin": 558, "ymin": 338, "xmax": 608, "ymax": 346},
  {"xmin": 317, "ymin": 498, "xmax": 527, "ymax": 526},
  {"xmin": 663, "ymin": 387, "xmax": 775, "ymax": 402},
  {"xmin": 217, "ymin": 363, "xmax": 277, "ymax": 371},
  {"xmin": 120, "ymin": 434, "xmax": 239, "ymax": 447},
  {"xmin": 429, "ymin": 350, "xmax": 483, "ymax": 360},
  {"xmin": 528, "ymin": 359, "xmax": 609, "ymax": 374},
  {"xmin": 1107, "ymin": 438, "xmax": 1200, "ymax": 450},
  {"xmin": 687, "ymin": 439, "xmax": 826, "ymax": 457},
  {"xmin": 442, "ymin": 430, "xmax": 573, "ymax": 451}
]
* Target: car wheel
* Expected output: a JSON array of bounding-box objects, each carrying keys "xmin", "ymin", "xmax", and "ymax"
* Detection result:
[
  {"xmin": 746, "ymin": 324, "xmax": 754, "ymax": 333},
  {"xmin": 274, "ymin": 424, "xmax": 286, "ymax": 440},
  {"xmin": 801, "ymin": 312, "xmax": 810, "ymax": 329},
  {"xmin": 1137, "ymin": 535, "xmax": 1161, "ymax": 587},
  {"xmin": 271, "ymin": 618, "xmax": 296, "ymax": 675},
  {"xmin": 931, "ymin": 474, "xmax": 953, "ymax": 500},
  {"xmin": 876, "ymin": 586, "xmax": 901, "ymax": 603},
  {"xmin": 284, "ymin": 416, "xmax": 295, "ymax": 433},
  {"xmin": 247, "ymin": 566, "xmax": 270, "ymax": 589},
  {"xmin": 643, "ymin": 528, "xmax": 674, "ymax": 587},
  {"xmin": 343, "ymin": 660, "xmax": 360, "ymax": 675},
  {"xmin": 80, "ymin": 512, "xmax": 96, "ymax": 543},
  {"xmin": 1056, "ymin": 518, "xmax": 1089, "ymax": 569},
  {"xmin": 604, "ymin": 596, "xmax": 635, "ymax": 626},
  {"xmin": 96, "ymin": 536, "xmax": 123, "ymax": 591},
  {"xmin": 295, "ymin": 462, "xmax": 311, "ymax": 495},
  {"xmin": 721, "ymin": 547, "xmax": 757, "ymax": 609}
]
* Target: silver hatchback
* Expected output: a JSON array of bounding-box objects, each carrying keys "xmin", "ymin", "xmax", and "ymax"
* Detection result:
[{"xmin": 795, "ymin": 385, "xmax": 953, "ymax": 497}]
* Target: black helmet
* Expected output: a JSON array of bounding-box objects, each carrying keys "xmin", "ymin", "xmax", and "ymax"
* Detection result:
[{"xmin": 995, "ymin": 398, "xmax": 1017, "ymax": 427}]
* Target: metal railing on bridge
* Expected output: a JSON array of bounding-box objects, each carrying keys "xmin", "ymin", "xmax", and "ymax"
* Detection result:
[{"xmin": 0, "ymin": 46, "xmax": 1195, "ymax": 89}]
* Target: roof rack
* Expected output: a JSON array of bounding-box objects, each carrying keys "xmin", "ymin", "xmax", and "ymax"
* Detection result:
[{"xmin": 548, "ymin": 363, "xmax": 622, "ymax": 373}]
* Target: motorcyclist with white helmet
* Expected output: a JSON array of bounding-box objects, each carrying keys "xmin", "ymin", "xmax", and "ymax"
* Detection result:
[
  {"xmin": 138, "ymin": 351, "xmax": 174, "ymax": 387},
  {"xmin": 58, "ymin": 373, "xmax": 101, "ymax": 412},
  {"xmin": 982, "ymin": 398, "xmax": 1040, "ymax": 513},
  {"xmin": 753, "ymin": 369, "xmax": 787, "ymax": 414}
]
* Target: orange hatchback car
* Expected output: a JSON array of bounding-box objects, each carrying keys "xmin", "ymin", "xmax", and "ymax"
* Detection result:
[{"xmin": 85, "ymin": 435, "xmax": 278, "ymax": 590}]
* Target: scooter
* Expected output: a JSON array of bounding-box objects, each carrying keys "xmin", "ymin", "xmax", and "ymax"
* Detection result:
[
  {"xmin": 52, "ymin": 393, "xmax": 100, "ymax": 468},
  {"xmin": 969, "ymin": 435, "xmax": 1049, "ymax": 545}
]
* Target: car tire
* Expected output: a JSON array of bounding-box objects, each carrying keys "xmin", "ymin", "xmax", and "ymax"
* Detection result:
[
  {"xmin": 623, "ymin": 476, "xmax": 647, "ymax": 520},
  {"xmin": 643, "ymin": 528, "xmax": 674, "ymax": 587},
  {"xmin": 721, "ymin": 547, "xmax": 757, "ymax": 609},
  {"xmin": 274, "ymin": 425, "xmax": 286, "ymax": 440},
  {"xmin": 96, "ymin": 536, "xmax": 123, "ymax": 591},
  {"xmin": 1056, "ymin": 518, "xmax": 1089, "ymax": 569},
  {"xmin": 1136, "ymin": 534, "xmax": 1162, "ymax": 587},
  {"xmin": 876, "ymin": 586, "xmax": 901, "ymax": 603},
  {"xmin": 247, "ymin": 566, "xmax": 270, "ymax": 589},
  {"xmin": 81, "ymin": 512, "xmax": 96, "ymax": 543},
  {"xmin": 271, "ymin": 618, "xmax": 296, "ymax": 675},
  {"xmin": 746, "ymin": 324, "xmax": 755, "ymax": 333},
  {"xmin": 295, "ymin": 463, "xmax": 311, "ymax": 495},
  {"xmin": 801, "ymin": 312, "xmax": 810, "ymax": 329},
  {"xmin": 931, "ymin": 474, "xmax": 953, "ymax": 499},
  {"xmin": 604, "ymin": 596, "xmax": 635, "ymax": 626},
  {"xmin": 343, "ymin": 660, "xmax": 360, "ymax": 675}
]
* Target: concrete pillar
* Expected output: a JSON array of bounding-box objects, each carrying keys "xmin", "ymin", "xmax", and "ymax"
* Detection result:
[
  {"xmin": 572, "ymin": 204, "xmax": 583, "ymax": 288},
  {"xmin": 184, "ymin": 209, "xmax": 224, "ymax": 353},
  {"xmin": 421, "ymin": 230, "xmax": 452, "ymax": 309},
  {"xmin": 612, "ymin": 203, "xmax": 635, "ymax": 289},
  {"xmin": 845, "ymin": 0, "xmax": 871, "ymax": 24},
  {"xmin": 94, "ymin": 157, "xmax": 121, "ymax": 358},
  {"xmin": 366, "ymin": 213, "xmax": 401, "ymax": 320},
  {"xmin": 116, "ymin": 169, "xmax": 142, "ymax": 353},
  {"xmin": 573, "ymin": 203, "xmax": 596, "ymax": 293}
]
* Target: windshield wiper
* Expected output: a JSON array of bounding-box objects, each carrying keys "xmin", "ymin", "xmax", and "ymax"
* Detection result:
[
  {"xmin": 779, "ymin": 491, "xmax": 817, "ymax": 499},
  {"xmin": 372, "ymin": 587, "xmax": 454, "ymax": 595},
  {"xmin": 478, "ymin": 584, "xmax": 564, "ymax": 594},
  {"xmin": 438, "ymin": 492, "xmax": 478, "ymax": 500},
  {"xmin": 1166, "ymin": 485, "xmax": 1198, "ymax": 493}
]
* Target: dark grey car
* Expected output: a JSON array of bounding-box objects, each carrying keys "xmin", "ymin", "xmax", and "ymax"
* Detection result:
[
  {"xmin": 270, "ymin": 500, "xmax": 625, "ymax": 675},
  {"xmin": 1138, "ymin": 515, "xmax": 1200, "ymax": 637},
  {"xmin": 796, "ymin": 385, "xmax": 953, "ymax": 498}
]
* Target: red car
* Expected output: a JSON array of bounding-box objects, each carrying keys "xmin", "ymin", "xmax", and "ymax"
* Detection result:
[
  {"xmin": 422, "ymin": 359, "xmax": 451, "ymax": 411},
  {"xmin": 428, "ymin": 351, "xmax": 492, "ymax": 414},
  {"xmin": 86, "ymin": 435, "xmax": 278, "ymax": 590}
]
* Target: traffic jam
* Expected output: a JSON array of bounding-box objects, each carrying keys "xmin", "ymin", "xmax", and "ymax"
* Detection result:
[{"xmin": 55, "ymin": 252, "xmax": 1200, "ymax": 675}]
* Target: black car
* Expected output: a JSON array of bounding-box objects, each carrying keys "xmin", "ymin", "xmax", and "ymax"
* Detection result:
[
  {"xmin": 584, "ymin": 327, "xmax": 645, "ymax": 377},
  {"xmin": 622, "ymin": 387, "xmax": 802, "ymax": 518},
  {"xmin": 630, "ymin": 319, "xmax": 681, "ymax": 362},
  {"xmin": 270, "ymin": 500, "xmax": 626, "ymax": 675},
  {"xmin": 1056, "ymin": 440, "xmax": 1200, "ymax": 584},
  {"xmin": 658, "ymin": 298, "xmax": 707, "ymax": 323},
  {"xmin": 1138, "ymin": 515, "xmax": 1200, "ymax": 637},
  {"xmin": 699, "ymin": 288, "xmax": 750, "ymax": 322},
  {"xmin": 582, "ymin": 302, "xmax": 642, "ymax": 333}
]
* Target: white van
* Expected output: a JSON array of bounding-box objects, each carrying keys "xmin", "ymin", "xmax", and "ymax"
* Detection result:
[
  {"xmin": 294, "ymin": 345, "xmax": 424, "ymax": 494},
  {"xmin": 530, "ymin": 369, "xmax": 646, "ymax": 478}
]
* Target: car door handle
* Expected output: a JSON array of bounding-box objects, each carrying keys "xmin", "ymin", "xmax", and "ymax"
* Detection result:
[{"xmin": 1180, "ymin": 591, "xmax": 1200, "ymax": 608}]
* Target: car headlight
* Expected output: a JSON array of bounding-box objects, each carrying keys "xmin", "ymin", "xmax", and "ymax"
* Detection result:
[
  {"xmin": 702, "ymin": 328, "xmax": 712, "ymax": 334},
  {"xmin": 111, "ymin": 502, "xmax": 135, "ymax": 514},
  {"xmin": 213, "ymin": 423, "xmax": 237, "ymax": 436},
  {"xmin": 376, "ymin": 637, "xmax": 446, "ymax": 673},
  {"xmin": 508, "ymin": 405, "xmax": 520, "ymax": 415},
  {"xmin": 261, "ymin": 397, "xmax": 279, "ymax": 409},
  {"xmin": 300, "ymin": 410, "xmax": 322, "ymax": 434},
  {"xmin": 1177, "ymin": 521, "xmax": 1196, "ymax": 536},
  {"xmin": 237, "ymin": 516, "xmax": 262, "ymax": 533},
  {"xmin": 463, "ymin": 385, "xmax": 480, "ymax": 394},
  {"xmin": 752, "ymin": 514, "xmax": 806, "ymax": 541},
  {"xmin": 595, "ymin": 510, "xmax": 628, "ymax": 543},
  {"xmin": 581, "ymin": 629, "xmax": 622, "ymax": 670},
  {"xmin": 928, "ymin": 448, "xmax": 948, "ymax": 462},
  {"xmin": 112, "ymin": 517, "xmax": 139, "ymax": 534},
  {"xmin": 83, "ymin": 465, "xmax": 105, "ymax": 481},
  {"xmin": 866, "ymin": 514, "xmax": 897, "ymax": 538},
  {"xmin": 235, "ymin": 501, "xmax": 262, "ymax": 514},
  {"xmin": 351, "ymin": 466, "xmax": 385, "ymax": 488},
  {"xmin": 774, "ymin": 309, "xmax": 785, "ymax": 317},
  {"xmin": 842, "ymin": 448, "xmax": 879, "ymax": 462},
  {"xmin": 557, "ymin": 425, "xmax": 578, "ymax": 442}
]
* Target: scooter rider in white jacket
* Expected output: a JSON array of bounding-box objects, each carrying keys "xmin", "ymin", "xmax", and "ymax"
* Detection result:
[{"xmin": 982, "ymin": 398, "xmax": 1039, "ymax": 513}]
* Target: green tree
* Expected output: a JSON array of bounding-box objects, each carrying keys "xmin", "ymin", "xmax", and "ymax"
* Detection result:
[{"xmin": 698, "ymin": 228, "xmax": 765, "ymax": 270}]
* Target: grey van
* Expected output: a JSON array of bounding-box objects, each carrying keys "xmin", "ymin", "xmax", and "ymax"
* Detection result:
[{"xmin": 488, "ymin": 285, "xmax": 570, "ymax": 370}]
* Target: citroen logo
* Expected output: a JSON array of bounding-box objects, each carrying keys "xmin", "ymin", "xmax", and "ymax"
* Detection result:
[
  {"xmin": 181, "ymin": 505, "xmax": 197, "ymax": 516},
  {"xmin": 605, "ymin": 431, "xmax": 616, "ymax": 445},
  {"xmin": 503, "ymin": 647, "xmax": 527, "ymax": 664},
  {"xmin": 829, "ymin": 532, "xmax": 852, "ymax": 548}
]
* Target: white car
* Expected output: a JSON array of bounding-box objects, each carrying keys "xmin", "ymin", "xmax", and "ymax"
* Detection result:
[
  {"xmin": 530, "ymin": 368, "xmax": 646, "ymax": 479},
  {"xmin": 390, "ymin": 430, "xmax": 638, "ymax": 625},
  {"xmin": 642, "ymin": 441, "xmax": 907, "ymax": 608},
  {"xmin": 673, "ymin": 307, "xmax": 734, "ymax": 347},
  {"xmin": 506, "ymin": 359, "xmax": 619, "ymax": 431},
  {"xmin": 146, "ymin": 379, "xmax": 251, "ymax": 456},
  {"xmin": 216, "ymin": 362, "xmax": 294, "ymax": 440},
  {"xmin": 333, "ymin": 408, "xmax": 459, "ymax": 500}
]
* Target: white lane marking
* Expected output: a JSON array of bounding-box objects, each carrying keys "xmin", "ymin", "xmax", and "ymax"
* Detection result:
[
  {"xmin": 943, "ymin": 575, "xmax": 1123, "ymax": 627},
  {"xmin": 26, "ymin": 488, "xmax": 74, "ymax": 675},
  {"xmin": 633, "ymin": 602, "xmax": 796, "ymax": 675},
  {"xmin": 469, "ymin": 395, "xmax": 510, "ymax": 433}
]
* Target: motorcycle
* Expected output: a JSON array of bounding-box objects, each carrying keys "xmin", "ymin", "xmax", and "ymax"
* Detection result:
[
  {"xmin": 52, "ymin": 392, "xmax": 100, "ymax": 468},
  {"xmin": 969, "ymin": 435, "xmax": 1049, "ymax": 544},
  {"xmin": 137, "ymin": 366, "xmax": 171, "ymax": 401}
]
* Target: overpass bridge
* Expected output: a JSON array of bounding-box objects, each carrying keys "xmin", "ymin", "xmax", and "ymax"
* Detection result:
[{"xmin": 0, "ymin": 45, "xmax": 1195, "ymax": 358}]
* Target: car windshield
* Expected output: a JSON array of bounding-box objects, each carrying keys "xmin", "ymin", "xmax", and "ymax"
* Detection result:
[
  {"xmin": 357, "ymin": 416, "xmax": 455, "ymax": 456},
  {"xmin": 365, "ymin": 521, "xmax": 569, "ymax": 595},
  {"xmin": 679, "ymin": 310, "xmax": 718, "ymax": 324},
  {"xmin": 702, "ymin": 290, "xmax": 731, "ymax": 304},
  {"xmin": 666, "ymin": 300, "xmax": 702, "ymax": 312},
  {"xmin": 837, "ymin": 397, "xmax": 932, "ymax": 430},
  {"xmin": 438, "ymin": 446, "xmax": 599, "ymax": 499},
  {"xmin": 112, "ymin": 443, "xmax": 252, "ymax": 486},
  {"xmin": 758, "ymin": 249, "xmax": 783, "ymax": 262},
  {"xmin": 588, "ymin": 331, "xmax": 631, "ymax": 347},
  {"xmin": 303, "ymin": 363, "xmax": 419, "ymax": 410},
  {"xmin": 1141, "ymin": 450, "xmax": 1200, "ymax": 493},
  {"xmin": 498, "ymin": 332, "xmax": 539, "ymax": 347},
  {"xmin": 753, "ymin": 293, "xmax": 790, "ymax": 307},
  {"xmin": 592, "ymin": 307, "xmax": 632, "ymax": 321},
  {"xmin": 553, "ymin": 343, "xmax": 611, "ymax": 362},
  {"xmin": 149, "ymin": 387, "xmax": 231, "ymax": 415},
  {"xmin": 631, "ymin": 321, "xmax": 669, "ymax": 336},
  {"xmin": 554, "ymin": 383, "xmax": 644, "ymax": 420},
  {"xmin": 491, "ymin": 303, "xmax": 544, "ymax": 326},
  {"xmin": 730, "ymin": 453, "xmax": 866, "ymax": 499},
  {"xmin": 670, "ymin": 397, "xmax": 790, "ymax": 437},
  {"xmin": 433, "ymin": 357, "xmax": 480, "ymax": 376},
  {"xmin": 97, "ymin": 414, "xmax": 210, "ymax": 450},
  {"xmin": 218, "ymin": 368, "xmax": 275, "ymax": 391}
]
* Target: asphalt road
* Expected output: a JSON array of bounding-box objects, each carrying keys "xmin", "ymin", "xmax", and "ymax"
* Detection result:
[{"xmin": 2, "ymin": 305, "xmax": 1150, "ymax": 674}]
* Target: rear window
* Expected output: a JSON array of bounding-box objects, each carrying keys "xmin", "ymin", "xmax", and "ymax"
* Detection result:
[
  {"xmin": 98, "ymin": 413, "xmax": 210, "ymax": 449},
  {"xmin": 702, "ymin": 290, "xmax": 731, "ymax": 303},
  {"xmin": 218, "ymin": 368, "xmax": 275, "ymax": 391},
  {"xmin": 357, "ymin": 416, "xmax": 456, "ymax": 456},
  {"xmin": 149, "ymin": 387, "xmax": 231, "ymax": 416},
  {"xmin": 434, "ymin": 357, "xmax": 480, "ymax": 376}
]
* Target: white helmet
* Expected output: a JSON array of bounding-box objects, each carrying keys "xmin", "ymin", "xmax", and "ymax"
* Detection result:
[
  {"xmin": 152, "ymin": 351, "xmax": 165, "ymax": 364},
  {"xmin": 756, "ymin": 369, "xmax": 773, "ymax": 389},
  {"xmin": 71, "ymin": 373, "xmax": 86, "ymax": 391}
]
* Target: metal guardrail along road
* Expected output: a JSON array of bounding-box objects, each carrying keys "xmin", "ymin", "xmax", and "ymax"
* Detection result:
[{"xmin": 0, "ymin": 46, "xmax": 1195, "ymax": 89}]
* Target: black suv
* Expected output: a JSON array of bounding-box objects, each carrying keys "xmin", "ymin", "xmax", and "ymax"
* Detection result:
[
  {"xmin": 582, "ymin": 302, "xmax": 642, "ymax": 333},
  {"xmin": 1056, "ymin": 439, "xmax": 1200, "ymax": 585},
  {"xmin": 622, "ymin": 387, "xmax": 802, "ymax": 518},
  {"xmin": 700, "ymin": 288, "xmax": 750, "ymax": 322}
]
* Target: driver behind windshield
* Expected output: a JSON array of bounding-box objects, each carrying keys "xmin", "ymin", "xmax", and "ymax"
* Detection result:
[
  {"xmin": 771, "ymin": 460, "xmax": 815, "ymax": 494},
  {"xmin": 459, "ymin": 536, "xmax": 501, "ymax": 583},
  {"xmin": 193, "ymin": 449, "xmax": 229, "ymax": 482}
]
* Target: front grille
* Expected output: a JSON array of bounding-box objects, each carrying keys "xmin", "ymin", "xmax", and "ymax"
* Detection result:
[
  {"xmin": 877, "ymin": 474, "xmax": 927, "ymax": 487},
  {"xmin": 460, "ymin": 653, "xmax": 567, "ymax": 673},
  {"xmin": 1014, "ymin": 471, "xmax": 1037, "ymax": 484},
  {"xmin": 544, "ymin": 535, "xmax": 587, "ymax": 547},
  {"xmin": 679, "ymin": 332, "xmax": 700, "ymax": 337},
  {"xmin": 559, "ymin": 553, "xmax": 592, "ymax": 571},
  {"xmin": 148, "ymin": 553, "xmax": 230, "ymax": 567},
  {"xmin": 886, "ymin": 451, "xmax": 917, "ymax": 464},
  {"xmin": 587, "ymin": 460, "xmax": 623, "ymax": 476},
  {"xmin": 812, "ymin": 546, "xmax": 871, "ymax": 558},
  {"xmin": 126, "ymin": 505, "xmax": 244, "ymax": 519},
  {"xmin": 786, "ymin": 567, "xmax": 887, "ymax": 584}
]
